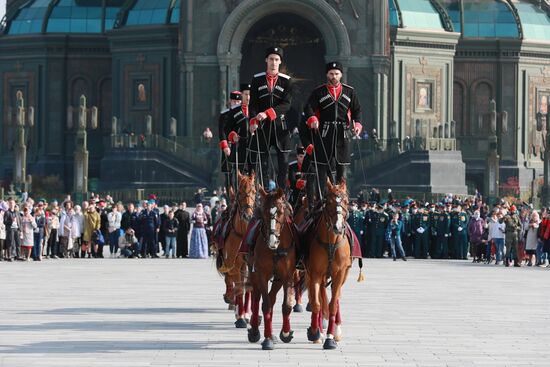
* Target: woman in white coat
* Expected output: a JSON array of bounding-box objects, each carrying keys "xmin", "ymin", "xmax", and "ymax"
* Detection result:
[{"xmin": 524, "ymin": 210, "xmax": 540, "ymax": 266}]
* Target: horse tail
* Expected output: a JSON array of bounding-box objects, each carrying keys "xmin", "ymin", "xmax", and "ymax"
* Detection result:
[{"xmin": 356, "ymin": 257, "xmax": 365, "ymax": 282}]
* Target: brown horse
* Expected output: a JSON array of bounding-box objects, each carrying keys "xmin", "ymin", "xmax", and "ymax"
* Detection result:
[
  {"xmin": 217, "ymin": 171, "xmax": 256, "ymax": 328},
  {"xmin": 292, "ymin": 196, "xmax": 308, "ymax": 313},
  {"xmin": 305, "ymin": 178, "xmax": 353, "ymax": 350},
  {"xmin": 247, "ymin": 187, "xmax": 297, "ymax": 350}
]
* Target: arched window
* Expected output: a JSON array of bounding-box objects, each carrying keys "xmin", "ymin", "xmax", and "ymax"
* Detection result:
[{"xmin": 474, "ymin": 82, "xmax": 493, "ymax": 134}]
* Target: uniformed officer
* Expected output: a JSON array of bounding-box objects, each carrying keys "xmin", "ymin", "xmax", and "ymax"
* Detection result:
[
  {"xmin": 435, "ymin": 203, "xmax": 451, "ymax": 259},
  {"xmin": 218, "ymin": 91, "xmax": 249, "ymax": 193},
  {"xmin": 372, "ymin": 203, "xmax": 389, "ymax": 258},
  {"xmin": 240, "ymin": 83, "xmax": 251, "ymax": 117},
  {"xmin": 248, "ymin": 46, "xmax": 293, "ymax": 188},
  {"xmin": 302, "ymin": 61, "xmax": 362, "ymax": 204},
  {"xmin": 413, "ymin": 206, "xmax": 430, "ymax": 259},
  {"xmin": 347, "ymin": 201, "xmax": 365, "ymax": 253},
  {"xmin": 450, "ymin": 205, "xmax": 469, "ymax": 259},
  {"xmin": 429, "ymin": 203, "xmax": 438, "ymax": 258},
  {"xmin": 364, "ymin": 202, "xmax": 376, "ymax": 258},
  {"xmin": 503, "ymin": 205, "xmax": 522, "ymax": 267},
  {"xmin": 400, "ymin": 202, "xmax": 414, "ymax": 256}
]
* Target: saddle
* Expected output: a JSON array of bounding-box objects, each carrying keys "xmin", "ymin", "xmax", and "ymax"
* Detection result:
[{"xmin": 213, "ymin": 210, "xmax": 233, "ymax": 250}]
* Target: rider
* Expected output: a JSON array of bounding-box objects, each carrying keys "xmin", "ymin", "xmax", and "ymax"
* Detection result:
[
  {"xmin": 302, "ymin": 61, "xmax": 363, "ymax": 210},
  {"xmin": 218, "ymin": 91, "xmax": 249, "ymax": 195},
  {"xmin": 287, "ymin": 146, "xmax": 307, "ymax": 209},
  {"xmin": 248, "ymin": 46, "xmax": 293, "ymax": 189}
]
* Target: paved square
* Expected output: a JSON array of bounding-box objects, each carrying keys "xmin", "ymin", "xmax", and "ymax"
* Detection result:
[{"xmin": 0, "ymin": 258, "xmax": 548, "ymax": 367}]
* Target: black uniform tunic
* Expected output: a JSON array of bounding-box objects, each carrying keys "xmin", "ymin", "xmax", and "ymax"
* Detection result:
[{"xmin": 218, "ymin": 105, "xmax": 249, "ymax": 173}]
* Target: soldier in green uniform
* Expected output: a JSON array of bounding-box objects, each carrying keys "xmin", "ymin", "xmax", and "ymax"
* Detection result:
[
  {"xmin": 400, "ymin": 202, "xmax": 413, "ymax": 256},
  {"xmin": 503, "ymin": 205, "xmax": 522, "ymax": 267},
  {"xmin": 373, "ymin": 204, "xmax": 389, "ymax": 258},
  {"xmin": 413, "ymin": 206, "xmax": 430, "ymax": 259},
  {"xmin": 435, "ymin": 204, "xmax": 451, "ymax": 259},
  {"xmin": 451, "ymin": 205, "xmax": 469, "ymax": 259},
  {"xmin": 429, "ymin": 204, "xmax": 439, "ymax": 258},
  {"xmin": 347, "ymin": 201, "xmax": 366, "ymax": 256},
  {"xmin": 364, "ymin": 202, "xmax": 377, "ymax": 258}
]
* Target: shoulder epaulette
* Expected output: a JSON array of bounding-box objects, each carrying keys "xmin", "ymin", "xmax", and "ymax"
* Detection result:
[
  {"xmin": 254, "ymin": 72, "xmax": 266, "ymax": 78},
  {"xmin": 342, "ymin": 83, "xmax": 354, "ymax": 90},
  {"xmin": 279, "ymin": 73, "xmax": 290, "ymax": 79},
  {"xmin": 220, "ymin": 108, "xmax": 229, "ymax": 114},
  {"xmin": 288, "ymin": 160, "xmax": 297, "ymax": 165}
]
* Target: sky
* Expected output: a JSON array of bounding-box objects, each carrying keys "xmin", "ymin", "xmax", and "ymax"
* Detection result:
[{"xmin": 0, "ymin": 0, "xmax": 5, "ymax": 22}]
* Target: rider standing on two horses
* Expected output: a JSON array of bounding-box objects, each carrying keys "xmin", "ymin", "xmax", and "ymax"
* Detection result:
[
  {"xmin": 248, "ymin": 46, "xmax": 293, "ymax": 189},
  {"xmin": 218, "ymin": 91, "xmax": 250, "ymax": 196},
  {"xmin": 302, "ymin": 61, "xmax": 363, "ymax": 208}
]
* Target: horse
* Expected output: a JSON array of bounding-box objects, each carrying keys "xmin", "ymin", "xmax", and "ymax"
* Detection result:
[
  {"xmin": 292, "ymin": 196, "xmax": 308, "ymax": 313},
  {"xmin": 247, "ymin": 187, "xmax": 297, "ymax": 350},
  {"xmin": 216, "ymin": 171, "xmax": 256, "ymax": 328},
  {"xmin": 304, "ymin": 178, "xmax": 361, "ymax": 350}
]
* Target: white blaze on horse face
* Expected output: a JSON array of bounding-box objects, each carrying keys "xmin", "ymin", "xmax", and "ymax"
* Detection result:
[
  {"xmin": 269, "ymin": 206, "xmax": 279, "ymax": 250},
  {"xmin": 335, "ymin": 197, "xmax": 343, "ymax": 232}
]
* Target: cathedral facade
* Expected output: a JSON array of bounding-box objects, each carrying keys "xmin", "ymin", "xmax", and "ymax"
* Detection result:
[{"xmin": 1, "ymin": 0, "xmax": 550, "ymax": 197}]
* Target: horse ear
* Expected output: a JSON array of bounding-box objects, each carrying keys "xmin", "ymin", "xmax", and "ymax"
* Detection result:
[
  {"xmin": 229, "ymin": 186, "xmax": 235, "ymax": 201},
  {"xmin": 258, "ymin": 185, "xmax": 268, "ymax": 199},
  {"xmin": 338, "ymin": 178, "xmax": 347, "ymax": 189},
  {"xmin": 237, "ymin": 170, "xmax": 243, "ymax": 181},
  {"xmin": 326, "ymin": 177, "xmax": 333, "ymax": 191},
  {"xmin": 276, "ymin": 187, "xmax": 285, "ymax": 198}
]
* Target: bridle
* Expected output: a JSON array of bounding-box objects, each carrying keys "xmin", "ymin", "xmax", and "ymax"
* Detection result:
[{"xmin": 322, "ymin": 190, "xmax": 349, "ymax": 236}]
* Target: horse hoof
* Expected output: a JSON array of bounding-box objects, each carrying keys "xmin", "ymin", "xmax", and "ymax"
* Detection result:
[
  {"xmin": 248, "ymin": 328, "xmax": 261, "ymax": 343},
  {"xmin": 223, "ymin": 294, "xmax": 231, "ymax": 304},
  {"xmin": 306, "ymin": 303, "xmax": 312, "ymax": 312},
  {"xmin": 323, "ymin": 338, "xmax": 338, "ymax": 350},
  {"xmin": 235, "ymin": 318, "xmax": 247, "ymax": 328},
  {"xmin": 307, "ymin": 327, "xmax": 321, "ymax": 342},
  {"xmin": 261, "ymin": 338, "xmax": 274, "ymax": 350},
  {"xmin": 228, "ymin": 304, "xmax": 235, "ymax": 311},
  {"xmin": 293, "ymin": 304, "xmax": 303, "ymax": 313},
  {"xmin": 279, "ymin": 330, "xmax": 294, "ymax": 343},
  {"xmin": 270, "ymin": 334, "xmax": 279, "ymax": 344}
]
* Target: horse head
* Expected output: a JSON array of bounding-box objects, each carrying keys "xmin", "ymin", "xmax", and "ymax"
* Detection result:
[
  {"xmin": 259, "ymin": 186, "xmax": 288, "ymax": 250},
  {"xmin": 325, "ymin": 178, "xmax": 349, "ymax": 235},
  {"xmin": 236, "ymin": 170, "xmax": 256, "ymax": 221}
]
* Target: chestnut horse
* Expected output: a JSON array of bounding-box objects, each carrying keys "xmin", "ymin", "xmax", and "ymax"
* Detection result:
[
  {"xmin": 292, "ymin": 196, "xmax": 308, "ymax": 313},
  {"xmin": 217, "ymin": 171, "xmax": 256, "ymax": 328},
  {"xmin": 305, "ymin": 178, "xmax": 354, "ymax": 350},
  {"xmin": 247, "ymin": 187, "xmax": 297, "ymax": 350}
]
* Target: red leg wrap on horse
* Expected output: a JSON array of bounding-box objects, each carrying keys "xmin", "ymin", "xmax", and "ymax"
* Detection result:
[
  {"xmin": 263, "ymin": 311, "xmax": 273, "ymax": 338},
  {"xmin": 327, "ymin": 315, "xmax": 336, "ymax": 336},
  {"xmin": 250, "ymin": 299, "xmax": 260, "ymax": 328},
  {"xmin": 236, "ymin": 295, "xmax": 244, "ymax": 317},
  {"xmin": 318, "ymin": 312, "xmax": 324, "ymax": 334},
  {"xmin": 282, "ymin": 312, "xmax": 291, "ymax": 333},
  {"xmin": 310, "ymin": 312, "xmax": 319, "ymax": 330}
]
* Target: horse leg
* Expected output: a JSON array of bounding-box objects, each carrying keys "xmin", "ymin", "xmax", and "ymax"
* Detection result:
[
  {"xmin": 293, "ymin": 270, "xmax": 303, "ymax": 312},
  {"xmin": 307, "ymin": 276, "xmax": 322, "ymax": 344},
  {"xmin": 261, "ymin": 277, "xmax": 276, "ymax": 350},
  {"xmin": 280, "ymin": 281, "xmax": 294, "ymax": 343},
  {"xmin": 334, "ymin": 299, "xmax": 343, "ymax": 342},
  {"xmin": 223, "ymin": 274, "xmax": 234, "ymax": 305},
  {"xmin": 247, "ymin": 289, "xmax": 261, "ymax": 343},
  {"xmin": 233, "ymin": 262, "xmax": 247, "ymax": 328},
  {"xmin": 323, "ymin": 271, "xmax": 346, "ymax": 350}
]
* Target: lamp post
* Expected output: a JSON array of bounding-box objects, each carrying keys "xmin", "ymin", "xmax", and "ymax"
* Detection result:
[
  {"xmin": 536, "ymin": 105, "xmax": 550, "ymax": 206},
  {"xmin": 12, "ymin": 92, "xmax": 34, "ymax": 192},
  {"xmin": 484, "ymin": 99, "xmax": 508, "ymax": 205},
  {"xmin": 68, "ymin": 95, "xmax": 98, "ymax": 203}
]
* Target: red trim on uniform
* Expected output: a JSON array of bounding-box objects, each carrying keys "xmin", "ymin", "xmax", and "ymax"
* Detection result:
[
  {"xmin": 265, "ymin": 107, "xmax": 276, "ymax": 121},
  {"xmin": 296, "ymin": 179, "xmax": 306, "ymax": 190},
  {"xmin": 297, "ymin": 162, "xmax": 302, "ymax": 171},
  {"xmin": 327, "ymin": 83, "xmax": 342, "ymax": 100},
  {"xmin": 242, "ymin": 104, "xmax": 249, "ymax": 118},
  {"xmin": 305, "ymin": 144, "xmax": 314, "ymax": 156},
  {"xmin": 306, "ymin": 115, "xmax": 319, "ymax": 128},
  {"xmin": 219, "ymin": 140, "xmax": 229, "ymax": 150},
  {"xmin": 228, "ymin": 131, "xmax": 238, "ymax": 144},
  {"xmin": 266, "ymin": 73, "xmax": 278, "ymax": 91},
  {"xmin": 249, "ymin": 117, "xmax": 258, "ymax": 127}
]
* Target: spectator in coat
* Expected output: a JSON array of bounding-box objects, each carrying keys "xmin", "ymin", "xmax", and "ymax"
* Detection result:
[
  {"xmin": 468, "ymin": 209, "xmax": 484, "ymax": 263},
  {"xmin": 163, "ymin": 211, "xmax": 179, "ymax": 258},
  {"xmin": 175, "ymin": 202, "xmax": 191, "ymax": 258}
]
